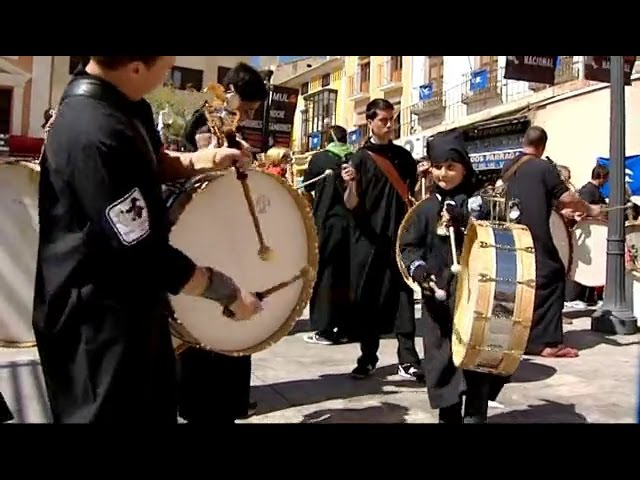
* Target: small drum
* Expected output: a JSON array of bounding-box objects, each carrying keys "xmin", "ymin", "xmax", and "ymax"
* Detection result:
[
  {"xmin": 549, "ymin": 209, "xmax": 572, "ymax": 275},
  {"xmin": 0, "ymin": 161, "xmax": 39, "ymax": 348},
  {"xmin": 569, "ymin": 218, "xmax": 608, "ymax": 287},
  {"xmin": 395, "ymin": 197, "xmax": 429, "ymax": 298},
  {"xmin": 166, "ymin": 169, "xmax": 318, "ymax": 356},
  {"xmin": 452, "ymin": 220, "xmax": 536, "ymax": 377}
]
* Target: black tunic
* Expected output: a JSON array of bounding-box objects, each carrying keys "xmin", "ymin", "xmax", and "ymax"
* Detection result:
[
  {"xmin": 303, "ymin": 148, "xmax": 353, "ymax": 339},
  {"xmin": 350, "ymin": 140, "xmax": 417, "ymax": 336},
  {"xmin": 399, "ymin": 188, "xmax": 506, "ymax": 409},
  {"xmin": 33, "ymin": 72, "xmax": 196, "ymax": 423},
  {"xmin": 502, "ymin": 154, "xmax": 569, "ymax": 353}
]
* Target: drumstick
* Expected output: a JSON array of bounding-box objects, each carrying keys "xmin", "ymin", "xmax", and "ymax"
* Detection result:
[
  {"xmin": 449, "ymin": 226, "xmax": 461, "ymax": 274},
  {"xmin": 225, "ymin": 133, "xmax": 273, "ymax": 261},
  {"xmin": 296, "ymin": 170, "xmax": 333, "ymax": 190},
  {"xmin": 222, "ymin": 266, "xmax": 311, "ymax": 319},
  {"xmin": 421, "ymin": 178, "xmax": 426, "ymax": 199}
]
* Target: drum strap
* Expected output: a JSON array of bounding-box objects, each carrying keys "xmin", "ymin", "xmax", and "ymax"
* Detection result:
[
  {"xmin": 368, "ymin": 151, "xmax": 413, "ymax": 208},
  {"xmin": 501, "ymin": 154, "xmax": 535, "ymax": 183}
]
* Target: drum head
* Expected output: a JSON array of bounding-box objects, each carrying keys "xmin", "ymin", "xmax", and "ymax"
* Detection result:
[
  {"xmin": 0, "ymin": 162, "xmax": 39, "ymax": 347},
  {"xmin": 169, "ymin": 170, "xmax": 318, "ymax": 355},
  {"xmin": 569, "ymin": 219, "xmax": 608, "ymax": 287},
  {"xmin": 549, "ymin": 210, "xmax": 572, "ymax": 275}
]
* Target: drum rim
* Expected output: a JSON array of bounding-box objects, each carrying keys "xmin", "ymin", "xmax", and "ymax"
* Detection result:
[
  {"xmin": 395, "ymin": 196, "xmax": 432, "ymax": 294},
  {"xmin": 0, "ymin": 161, "xmax": 40, "ymax": 347},
  {"xmin": 168, "ymin": 168, "xmax": 319, "ymax": 357}
]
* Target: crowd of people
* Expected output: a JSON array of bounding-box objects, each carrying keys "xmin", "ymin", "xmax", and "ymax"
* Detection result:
[{"xmin": 0, "ymin": 56, "xmax": 621, "ymax": 424}]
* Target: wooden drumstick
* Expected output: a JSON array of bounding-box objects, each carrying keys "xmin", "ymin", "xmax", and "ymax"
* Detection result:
[
  {"xmin": 296, "ymin": 169, "xmax": 333, "ymax": 190},
  {"xmin": 421, "ymin": 177, "xmax": 426, "ymax": 199},
  {"xmin": 223, "ymin": 266, "xmax": 311, "ymax": 319},
  {"xmin": 225, "ymin": 132, "xmax": 273, "ymax": 261},
  {"xmin": 449, "ymin": 226, "xmax": 461, "ymax": 274}
]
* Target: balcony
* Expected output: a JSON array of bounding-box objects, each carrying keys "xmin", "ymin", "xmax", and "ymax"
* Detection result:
[
  {"xmin": 378, "ymin": 58, "xmax": 403, "ymax": 92},
  {"xmin": 347, "ymin": 73, "xmax": 370, "ymax": 101},
  {"xmin": 461, "ymin": 65, "xmax": 502, "ymax": 107}
]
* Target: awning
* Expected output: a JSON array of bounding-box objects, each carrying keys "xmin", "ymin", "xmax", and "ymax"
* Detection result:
[{"xmin": 470, "ymin": 148, "xmax": 521, "ymax": 171}]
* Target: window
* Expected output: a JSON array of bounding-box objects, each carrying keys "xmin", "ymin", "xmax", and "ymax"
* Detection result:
[
  {"xmin": 393, "ymin": 103, "xmax": 401, "ymax": 140},
  {"xmin": 358, "ymin": 59, "xmax": 370, "ymax": 93},
  {"xmin": 300, "ymin": 82, "xmax": 309, "ymax": 95},
  {"xmin": 166, "ymin": 66, "xmax": 204, "ymax": 91},
  {"xmin": 321, "ymin": 73, "xmax": 331, "ymax": 87},
  {"xmin": 68, "ymin": 56, "xmax": 88, "ymax": 75},
  {"xmin": 217, "ymin": 66, "xmax": 231, "ymax": 84},
  {"xmin": 0, "ymin": 88, "xmax": 12, "ymax": 134},
  {"xmin": 428, "ymin": 56, "xmax": 444, "ymax": 93},
  {"xmin": 300, "ymin": 89, "xmax": 337, "ymax": 151}
]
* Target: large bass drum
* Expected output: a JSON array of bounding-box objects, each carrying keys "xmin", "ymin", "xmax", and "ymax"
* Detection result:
[
  {"xmin": 452, "ymin": 220, "xmax": 536, "ymax": 377},
  {"xmin": 165, "ymin": 169, "xmax": 318, "ymax": 356},
  {"xmin": 395, "ymin": 198, "xmax": 429, "ymax": 298},
  {"xmin": 0, "ymin": 161, "xmax": 39, "ymax": 348},
  {"xmin": 569, "ymin": 218, "xmax": 608, "ymax": 287}
]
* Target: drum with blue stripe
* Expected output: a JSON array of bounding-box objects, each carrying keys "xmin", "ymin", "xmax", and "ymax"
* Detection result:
[{"xmin": 452, "ymin": 220, "xmax": 536, "ymax": 376}]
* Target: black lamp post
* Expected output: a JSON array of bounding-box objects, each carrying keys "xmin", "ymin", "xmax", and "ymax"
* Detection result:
[{"xmin": 591, "ymin": 56, "xmax": 639, "ymax": 335}]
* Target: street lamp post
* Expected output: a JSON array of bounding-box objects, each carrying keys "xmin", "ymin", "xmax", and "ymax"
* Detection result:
[{"xmin": 591, "ymin": 56, "xmax": 639, "ymax": 335}]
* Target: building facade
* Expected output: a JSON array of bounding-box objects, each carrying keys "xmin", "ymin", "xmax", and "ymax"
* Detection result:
[{"xmin": 0, "ymin": 56, "xmax": 252, "ymax": 139}]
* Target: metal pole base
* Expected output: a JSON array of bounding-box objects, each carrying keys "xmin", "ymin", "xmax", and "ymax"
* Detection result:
[{"xmin": 591, "ymin": 307, "xmax": 638, "ymax": 335}]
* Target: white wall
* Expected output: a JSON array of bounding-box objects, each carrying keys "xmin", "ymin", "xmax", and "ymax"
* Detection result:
[
  {"xmin": 442, "ymin": 56, "xmax": 473, "ymax": 123},
  {"xmin": 29, "ymin": 56, "xmax": 52, "ymax": 136}
]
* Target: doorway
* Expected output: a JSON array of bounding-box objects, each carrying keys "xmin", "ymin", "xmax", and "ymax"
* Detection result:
[{"xmin": 0, "ymin": 88, "xmax": 12, "ymax": 134}]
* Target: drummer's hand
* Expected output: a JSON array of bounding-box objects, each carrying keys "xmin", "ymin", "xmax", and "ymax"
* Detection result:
[
  {"xmin": 228, "ymin": 290, "xmax": 263, "ymax": 321},
  {"xmin": 560, "ymin": 208, "xmax": 575, "ymax": 220},
  {"xmin": 341, "ymin": 164, "xmax": 356, "ymax": 183},
  {"xmin": 417, "ymin": 161, "xmax": 430, "ymax": 177},
  {"xmin": 588, "ymin": 204, "xmax": 602, "ymax": 219},
  {"xmin": 214, "ymin": 146, "xmax": 253, "ymax": 171}
]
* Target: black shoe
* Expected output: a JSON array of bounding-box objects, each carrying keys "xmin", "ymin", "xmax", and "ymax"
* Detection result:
[
  {"xmin": 350, "ymin": 363, "xmax": 376, "ymax": 379},
  {"xmin": 397, "ymin": 363, "xmax": 426, "ymax": 383},
  {"xmin": 438, "ymin": 402, "xmax": 463, "ymax": 423}
]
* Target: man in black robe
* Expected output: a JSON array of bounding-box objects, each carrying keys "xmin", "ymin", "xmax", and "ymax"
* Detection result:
[
  {"xmin": 303, "ymin": 125, "xmax": 354, "ymax": 345},
  {"xmin": 34, "ymin": 56, "xmax": 261, "ymax": 423},
  {"xmin": 177, "ymin": 62, "xmax": 268, "ymax": 423},
  {"xmin": 501, "ymin": 126, "xmax": 600, "ymax": 358},
  {"xmin": 341, "ymin": 98, "xmax": 424, "ymax": 381}
]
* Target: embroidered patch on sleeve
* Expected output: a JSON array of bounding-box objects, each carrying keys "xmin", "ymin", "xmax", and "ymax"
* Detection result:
[{"xmin": 106, "ymin": 187, "xmax": 151, "ymax": 246}]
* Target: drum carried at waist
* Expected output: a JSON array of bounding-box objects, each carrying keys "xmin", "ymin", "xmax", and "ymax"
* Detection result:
[
  {"xmin": 165, "ymin": 168, "xmax": 319, "ymax": 356},
  {"xmin": 452, "ymin": 220, "xmax": 536, "ymax": 376},
  {"xmin": 0, "ymin": 160, "xmax": 40, "ymax": 348}
]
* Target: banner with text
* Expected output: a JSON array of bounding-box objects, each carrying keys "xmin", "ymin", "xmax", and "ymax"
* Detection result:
[
  {"xmin": 584, "ymin": 56, "xmax": 637, "ymax": 86},
  {"xmin": 239, "ymin": 85, "xmax": 299, "ymax": 152},
  {"xmin": 504, "ymin": 56, "xmax": 558, "ymax": 85}
]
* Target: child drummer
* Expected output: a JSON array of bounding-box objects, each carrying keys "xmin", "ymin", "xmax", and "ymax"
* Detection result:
[{"xmin": 398, "ymin": 129, "xmax": 506, "ymax": 424}]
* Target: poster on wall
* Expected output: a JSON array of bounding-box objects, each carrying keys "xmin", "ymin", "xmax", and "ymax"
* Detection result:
[
  {"xmin": 584, "ymin": 56, "xmax": 637, "ymax": 86},
  {"xmin": 504, "ymin": 56, "xmax": 558, "ymax": 85},
  {"xmin": 238, "ymin": 85, "xmax": 299, "ymax": 152}
]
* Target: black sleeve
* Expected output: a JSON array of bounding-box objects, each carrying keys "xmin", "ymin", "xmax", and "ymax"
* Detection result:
[
  {"xmin": 579, "ymin": 184, "xmax": 600, "ymax": 204},
  {"xmin": 406, "ymin": 153, "xmax": 418, "ymax": 193},
  {"xmin": 70, "ymin": 131, "xmax": 196, "ymax": 295},
  {"xmin": 351, "ymin": 149, "xmax": 367, "ymax": 199},
  {"xmin": 399, "ymin": 202, "xmax": 431, "ymax": 275},
  {"xmin": 541, "ymin": 161, "xmax": 569, "ymax": 202},
  {"xmin": 303, "ymin": 153, "xmax": 322, "ymax": 193}
]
